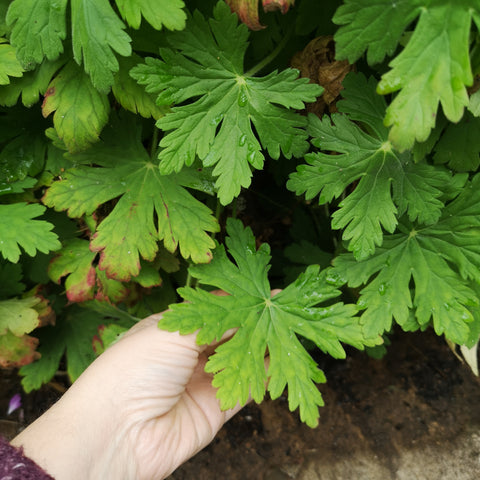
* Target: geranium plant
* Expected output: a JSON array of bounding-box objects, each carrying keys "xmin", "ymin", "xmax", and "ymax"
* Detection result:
[{"xmin": 1, "ymin": 0, "xmax": 479, "ymax": 428}]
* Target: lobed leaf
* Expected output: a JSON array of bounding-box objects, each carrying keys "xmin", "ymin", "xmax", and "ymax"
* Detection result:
[
  {"xmin": 0, "ymin": 38, "xmax": 24, "ymax": 84},
  {"xmin": 161, "ymin": 218, "xmax": 370, "ymax": 427},
  {"xmin": 115, "ymin": 0, "xmax": 187, "ymax": 30},
  {"xmin": 0, "ymin": 203, "xmax": 60, "ymax": 263},
  {"xmin": 42, "ymin": 61, "xmax": 110, "ymax": 153},
  {"xmin": 131, "ymin": 1, "xmax": 322, "ymax": 204},
  {"xmin": 44, "ymin": 114, "xmax": 218, "ymax": 280},
  {"xmin": 113, "ymin": 55, "xmax": 168, "ymax": 119},
  {"xmin": 6, "ymin": 0, "xmax": 67, "ymax": 68},
  {"xmin": 19, "ymin": 308, "xmax": 106, "ymax": 391},
  {"xmin": 71, "ymin": 0, "xmax": 131, "ymax": 93},
  {"xmin": 333, "ymin": 174, "xmax": 480, "ymax": 345},
  {"xmin": 288, "ymin": 73, "xmax": 451, "ymax": 260}
]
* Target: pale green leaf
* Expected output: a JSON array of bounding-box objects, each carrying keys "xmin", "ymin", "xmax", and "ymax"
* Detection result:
[
  {"xmin": 161, "ymin": 218, "xmax": 368, "ymax": 428},
  {"xmin": 115, "ymin": 0, "xmax": 186, "ymax": 30},
  {"xmin": 42, "ymin": 60, "xmax": 110, "ymax": 153},
  {"xmin": 6, "ymin": 0, "xmax": 67, "ymax": 68},
  {"xmin": 335, "ymin": 1, "xmax": 479, "ymax": 152},
  {"xmin": 0, "ymin": 203, "xmax": 60, "ymax": 263},
  {"xmin": 71, "ymin": 0, "xmax": 131, "ymax": 93},
  {"xmin": 376, "ymin": 2, "xmax": 475, "ymax": 151},
  {"xmin": 0, "ymin": 38, "xmax": 23, "ymax": 84},
  {"xmin": 0, "ymin": 296, "xmax": 41, "ymax": 336}
]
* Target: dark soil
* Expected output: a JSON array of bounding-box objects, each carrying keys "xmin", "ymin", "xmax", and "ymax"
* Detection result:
[{"xmin": 1, "ymin": 329, "xmax": 480, "ymax": 479}]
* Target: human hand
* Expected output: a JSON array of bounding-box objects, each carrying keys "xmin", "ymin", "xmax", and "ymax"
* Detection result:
[{"xmin": 12, "ymin": 309, "xmax": 245, "ymax": 479}]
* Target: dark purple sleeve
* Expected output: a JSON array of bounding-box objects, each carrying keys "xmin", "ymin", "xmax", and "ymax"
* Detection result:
[{"xmin": 0, "ymin": 436, "xmax": 54, "ymax": 479}]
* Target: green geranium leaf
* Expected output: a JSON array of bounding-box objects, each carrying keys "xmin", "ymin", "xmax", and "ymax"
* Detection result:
[
  {"xmin": 71, "ymin": 0, "xmax": 131, "ymax": 93},
  {"xmin": 115, "ymin": 0, "xmax": 187, "ymax": 30},
  {"xmin": 288, "ymin": 73, "xmax": 451, "ymax": 260},
  {"xmin": 0, "ymin": 38, "xmax": 24, "ymax": 84},
  {"xmin": 333, "ymin": 174, "xmax": 480, "ymax": 345},
  {"xmin": 44, "ymin": 114, "xmax": 218, "ymax": 281},
  {"xmin": 42, "ymin": 61, "xmax": 110, "ymax": 153},
  {"xmin": 131, "ymin": 1, "xmax": 322, "ymax": 204},
  {"xmin": 0, "ymin": 203, "xmax": 60, "ymax": 263},
  {"xmin": 6, "ymin": 0, "xmax": 67, "ymax": 68},
  {"xmin": 334, "ymin": 1, "xmax": 480, "ymax": 152},
  {"xmin": 161, "ymin": 218, "xmax": 370, "ymax": 428}
]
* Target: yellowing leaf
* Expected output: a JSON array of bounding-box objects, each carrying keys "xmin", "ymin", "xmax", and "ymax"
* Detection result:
[
  {"xmin": 44, "ymin": 114, "xmax": 218, "ymax": 281},
  {"xmin": 42, "ymin": 61, "xmax": 110, "ymax": 153},
  {"xmin": 0, "ymin": 330, "xmax": 39, "ymax": 368},
  {"xmin": 0, "ymin": 296, "xmax": 41, "ymax": 336},
  {"xmin": 49, "ymin": 238, "xmax": 96, "ymax": 302}
]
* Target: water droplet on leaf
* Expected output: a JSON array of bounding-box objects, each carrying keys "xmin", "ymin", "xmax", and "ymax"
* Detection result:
[{"xmin": 238, "ymin": 90, "xmax": 248, "ymax": 107}]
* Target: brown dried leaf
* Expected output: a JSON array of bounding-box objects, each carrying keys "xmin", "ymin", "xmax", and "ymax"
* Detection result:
[{"xmin": 291, "ymin": 36, "xmax": 354, "ymax": 116}]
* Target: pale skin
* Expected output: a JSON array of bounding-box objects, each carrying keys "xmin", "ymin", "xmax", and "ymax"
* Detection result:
[{"xmin": 11, "ymin": 312, "xmax": 246, "ymax": 479}]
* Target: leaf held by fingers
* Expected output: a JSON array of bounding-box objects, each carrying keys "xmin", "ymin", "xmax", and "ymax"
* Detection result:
[{"xmin": 160, "ymin": 218, "xmax": 370, "ymax": 427}]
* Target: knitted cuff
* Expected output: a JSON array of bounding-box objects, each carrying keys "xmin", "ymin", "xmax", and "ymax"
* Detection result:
[{"xmin": 0, "ymin": 435, "xmax": 54, "ymax": 479}]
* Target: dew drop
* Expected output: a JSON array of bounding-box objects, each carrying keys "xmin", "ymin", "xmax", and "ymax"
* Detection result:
[
  {"xmin": 210, "ymin": 114, "xmax": 223, "ymax": 126},
  {"xmin": 247, "ymin": 150, "xmax": 256, "ymax": 163},
  {"xmin": 378, "ymin": 283, "xmax": 387, "ymax": 296},
  {"xmin": 443, "ymin": 302, "xmax": 451, "ymax": 311},
  {"xmin": 239, "ymin": 134, "xmax": 247, "ymax": 146},
  {"xmin": 238, "ymin": 91, "xmax": 248, "ymax": 107},
  {"xmin": 325, "ymin": 271, "xmax": 342, "ymax": 285}
]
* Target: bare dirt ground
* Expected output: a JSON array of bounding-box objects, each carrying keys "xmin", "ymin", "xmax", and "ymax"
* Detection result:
[{"xmin": 2, "ymin": 328, "xmax": 480, "ymax": 479}]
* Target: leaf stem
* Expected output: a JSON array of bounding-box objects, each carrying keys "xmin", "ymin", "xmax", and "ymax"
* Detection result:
[
  {"xmin": 150, "ymin": 126, "xmax": 159, "ymax": 159},
  {"xmin": 245, "ymin": 26, "xmax": 293, "ymax": 77},
  {"xmin": 212, "ymin": 199, "xmax": 223, "ymax": 241},
  {"xmin": 185, "ymin": 269, "xmax": 193, "ymax": 288}
]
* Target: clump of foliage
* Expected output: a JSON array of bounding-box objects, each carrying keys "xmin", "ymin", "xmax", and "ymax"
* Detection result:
[{"xmin": 1, "ymin": 0, "xmax": 480, "ymax": 428}]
